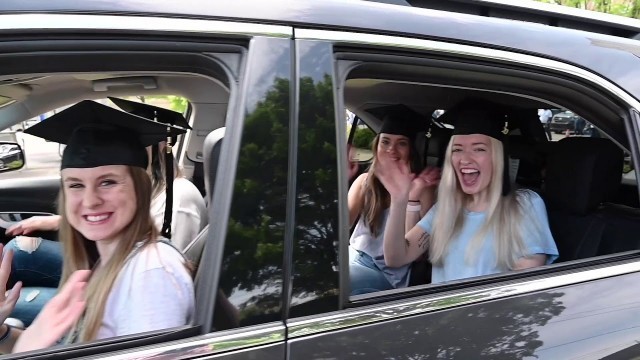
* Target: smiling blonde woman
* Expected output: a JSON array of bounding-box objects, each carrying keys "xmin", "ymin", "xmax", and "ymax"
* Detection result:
[{"xmin": 379, "ymin": 99, "xmax": 559, "ymax": 284}]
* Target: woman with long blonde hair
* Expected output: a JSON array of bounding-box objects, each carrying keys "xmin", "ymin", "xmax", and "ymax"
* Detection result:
[
  {"xmin": 0, "ymin": 100, "xmax": 195, "ymax": 353},
  {"xmin": 379, "ymin": 100, "xmax": 558, "ymax": 283},
  {"xmin": 348, "ymin": 105, "xmax": 440, "ymax": 295}
]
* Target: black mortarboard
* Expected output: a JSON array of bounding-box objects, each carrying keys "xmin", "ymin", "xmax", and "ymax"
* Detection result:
[
  {"xmin": 108, "ymin": 97, "xmax": 192, "ymax": 130},
  {"xmin": 25, "ymin": 100, "xmax": 187, "ymax": 170},
  {"xmin": 370, "ymin": 104, "xmax": 428, "ymax": 141},
  {"xmin": 106, "ymin": 98, "xmax": 191, "ymax": 240},
  {"xmin": 442, "ymin": 98, "xmax": 510, "ymax": 141},
  {"xmin": 441, "ymin": 98, "xmax": 512, "ymax": 196}
]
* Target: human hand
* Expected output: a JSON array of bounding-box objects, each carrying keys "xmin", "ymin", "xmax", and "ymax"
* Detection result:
[
  {"xmin": 12, "ymin": 270, "xmax": 90, "ymax": 353},
  {"xmin": 409, "ymin": 167, "xmax": 441, "ymax": 199},
  {"xmin": 0, "ymin": 246, "xmax": 22, "ymax": 326},
  {"xmin": 374, "ymin": 156, "xmax": 415, "ymax": 201},
  {"xmin": 347, "ymin": 145, "xmax": 359, "ymax": 181},
  {"xmin": 5, "ymin": 215, "xmax": 61, "ymax": 236}
]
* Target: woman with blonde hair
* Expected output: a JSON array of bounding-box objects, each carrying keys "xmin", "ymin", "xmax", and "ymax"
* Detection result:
[
  {"xmin": 0, "ymin": 100, "xmax": 195, "ymax": 353},
  {"xmin": 379, "ymin": 99, "xmax": 558, "ymax": 283},
  {"xmin": 348, "ymin": 105, "xmax": 440, "ymax": 295}
]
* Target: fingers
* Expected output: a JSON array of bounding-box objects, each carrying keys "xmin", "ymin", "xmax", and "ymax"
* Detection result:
[
  {"xmin": 0, "ymin": 248, "xmax": 12, "ymax": 296},
  {"xmin": 54, "ymin": 270, "xmax": 91, "ymax": 305},
  {"xmin": 4, "ymin": 281, "xmax": 21, "ymax": 307}
]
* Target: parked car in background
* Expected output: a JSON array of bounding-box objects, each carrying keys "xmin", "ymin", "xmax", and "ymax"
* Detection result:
[{"xmin": 549, "ymin": 110, "xmax": 585, "ymax": 134}]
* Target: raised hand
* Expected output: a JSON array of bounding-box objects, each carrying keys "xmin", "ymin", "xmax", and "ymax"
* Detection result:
[
  {"xmin": 347, "ymin": 144, "xmax": 359, "ymax": 182},
  {"xmin": 408, "ymin": 166, "xmax": 441, "ymax": 199},
  {"xmin": 5, "ymin": 215, "xmax": 61, "ymax": 237},
  {"xmin": 374, "ymin": 156, "xmax": 415, "ymax": 200},
  {"xmin": 0, "ymin": 246, "xmax": 21, "ymax": 326},
  {"xmin": 12, "ymin": 270, "xmax": 90, "ymax": 353}
]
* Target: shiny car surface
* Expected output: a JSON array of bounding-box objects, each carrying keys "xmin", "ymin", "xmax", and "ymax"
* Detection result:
[{"xmin": 0, "ymin": 1, "xmax": 639, "ymax": 359}]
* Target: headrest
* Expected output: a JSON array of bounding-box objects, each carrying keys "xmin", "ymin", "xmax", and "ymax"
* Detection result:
[
  {"xmin": 545, "ymin": 137, "xmax": 623, "ymax": 215},
  {"xmin": 203, "ymin": 127, "xmax": 225, "ymax": 205}
]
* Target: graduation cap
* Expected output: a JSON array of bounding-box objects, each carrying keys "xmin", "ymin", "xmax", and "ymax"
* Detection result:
[
  {"xmin": 441, "ymin": 98, "xmax": 510, "ymax": 141},
  {"xmin": 370, "ymin": 104, "xmax": 429, "ymax": 141},
  {"xmin": 107, "ymin": 97, "xmax": 192, "ymax": 240},
  {"xmin": 440, "ymin": 98, "xmax": 512, "ymax": 196},
  {"xmin": 25, "ymin": 100, "xmax": 186, "ymax": 170},
  {"xmin": 25, "ymin": 100, "xmax": 187, "ymax": 238},
  {"xmin": 108, "ymin": 97, "xmax": 192, "ymax": 130}
]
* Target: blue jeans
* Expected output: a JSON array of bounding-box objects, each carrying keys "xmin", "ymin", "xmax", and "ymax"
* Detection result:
[
  {"xmin": 349, "ymin": 247, "xmax": 393, "ymax": 296},
  {"xmin": 4, "ymin": 238, "xmax": 63, "ymax": 326}
]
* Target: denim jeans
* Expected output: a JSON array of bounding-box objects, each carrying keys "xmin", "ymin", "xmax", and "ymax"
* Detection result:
[
  {"xmin": 349, "ymin": 246, "xmax": 393, "ymax": 296},
  {"xmin": 4, "ymin": 238, "xmax": 63, "ymax": 326}
]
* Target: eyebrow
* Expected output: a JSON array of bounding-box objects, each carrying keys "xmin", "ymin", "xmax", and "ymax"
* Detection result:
[
  {"xmin": 63, "ymin": 173, "xmax": 123, "ymax": 183},
  {"xmin": 452, "ymin": 142, "xmax": 488, "ymax": 146}
]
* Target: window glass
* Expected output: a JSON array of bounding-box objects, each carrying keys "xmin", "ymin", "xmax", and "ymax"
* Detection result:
[{"xmin": 341, "ymin": 62, "xmax": 637, "ymax": 300}]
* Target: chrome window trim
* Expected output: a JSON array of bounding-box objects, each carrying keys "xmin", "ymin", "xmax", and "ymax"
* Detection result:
[
  {"xmin": 471, "ymin": 0, "xmax": 640, "ymax": 30},
  {"xmin": 0, "ymin": 14, "xmax": 292, "ymax": 38},
  {"xmin": 295, "ymin": 28, "xmax": 640, "ymax": 112},
  {"xmin": 287, "ymin": 260, "xmax": 640, "ymax": 338},
  {"xmin": 90, "ymin": 323, "xmax": 285, "ymax": 360}
]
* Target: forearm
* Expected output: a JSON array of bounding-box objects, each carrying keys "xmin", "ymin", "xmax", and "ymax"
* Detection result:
[
  {"xmin": 405, "ymin": 207, "xmax": 421, "ymax": 235},
  {"xmin": 418, "ymin": 188, "xmax": 436, "ymax": 219},
  {"xmin": 383, "ymin": 196, "xmax": 412, "ymax": 267}
]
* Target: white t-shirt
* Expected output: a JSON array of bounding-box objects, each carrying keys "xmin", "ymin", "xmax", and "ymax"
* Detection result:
[
  {"xmin": 150, "ymin": 177, "xmax": 208, "ymax": 251},
  {"xmin": 539, "ymin": 109, "xmax": 553, "ymax": 124},
  {"xmin": 96, "ymin": 241, "xmax": 195, "ymax": 340}
]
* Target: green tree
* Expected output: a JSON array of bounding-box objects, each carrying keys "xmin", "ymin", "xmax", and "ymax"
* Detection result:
[{"xmin": 536, "ymin": 0, "xmax": 640, "ymax": 18}]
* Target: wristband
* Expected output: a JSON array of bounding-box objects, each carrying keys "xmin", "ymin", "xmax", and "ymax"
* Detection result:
[{"xmin": 407, "ymin": 203, "xmax": 422, "ymax": 212}]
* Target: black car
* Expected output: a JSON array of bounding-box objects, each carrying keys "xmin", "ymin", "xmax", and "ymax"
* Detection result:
[{"xmin": 1, "ymin": 0, "xmax": 640, "ymax": 359}]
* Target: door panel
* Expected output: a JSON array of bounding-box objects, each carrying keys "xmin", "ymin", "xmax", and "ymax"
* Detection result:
[
  {"xmin": 0, "ymin": 177, "xmax": 59, "ymax": 213},
  {"xmin": 288, "ymin": 270, "xmax": 640, "ymax": 359},
  {"xmin": 0, "ymin": 177, "xmax": 60, "ymax": 243},
  {"xmin": 207, "ymin": 343, "xmax": 284, "ymax": 359}
]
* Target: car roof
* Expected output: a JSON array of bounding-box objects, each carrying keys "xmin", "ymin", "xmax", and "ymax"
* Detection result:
[{"xmin": 2, "ymin": 0, "xmax": 640, "ymax": 102}]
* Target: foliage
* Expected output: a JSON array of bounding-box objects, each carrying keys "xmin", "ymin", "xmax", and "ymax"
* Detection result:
[
  {"xmin": 351, "ymin": 125, "xmax": 376, "ymax": 149},
  {"xmin": 535, "ymin": 0, "xmax": 640, "ymax": 18},
  {"xmin": 133, "ymin": 95, "xmax": 189, "ymax": 114}
]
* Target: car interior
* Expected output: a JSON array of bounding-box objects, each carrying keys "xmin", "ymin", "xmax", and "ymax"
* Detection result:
[
  {"xmin": 0, "ymin": 72, "xmax": 231, "ymax": 351},
  {"xmin": 343, "ymin": 74, "xmax": 640, "ymax": 286}
]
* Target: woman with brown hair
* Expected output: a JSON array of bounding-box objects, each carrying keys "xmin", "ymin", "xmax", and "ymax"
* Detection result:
[{"xmin": 348, "ymin": 105, "xmax": 440, "ymax": 295}]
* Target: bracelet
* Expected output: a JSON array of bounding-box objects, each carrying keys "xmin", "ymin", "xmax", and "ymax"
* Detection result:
[
  {"xmin": 407, "ymin": 203, "xmax": 422, "ymax": 212},
  {"xmin": 0, "ymin": 324, "xmax": 12, "ymax": 344}
]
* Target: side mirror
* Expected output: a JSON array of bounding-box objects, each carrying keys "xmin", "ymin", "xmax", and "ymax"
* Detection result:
[{"xmin": 0, "ymin": 142, "xmax": 25, "ymax": 172}]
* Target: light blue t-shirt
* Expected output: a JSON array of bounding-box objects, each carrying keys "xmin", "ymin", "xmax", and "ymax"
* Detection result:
[{"xmin": 417, "ymin": 190, "xmax": 559, "ymax": 283}]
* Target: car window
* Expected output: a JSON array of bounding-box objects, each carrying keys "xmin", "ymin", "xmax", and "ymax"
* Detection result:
[
  {"xmin": 336, "ymin": 52, "xmax": 640, "ymax": 302},
  {"xmin": 0, "ymin": 64, "xmax": 234, "ymax": 357},
  {"xmin": 348, "ymin": 115, "xmax": 375, "ymax": 163}
]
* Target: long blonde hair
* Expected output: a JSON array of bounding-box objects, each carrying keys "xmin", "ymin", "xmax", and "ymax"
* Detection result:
[
  {"xmin": 58, "ymin": 166, "xmax": 159, "ymax": 342},
  {"xmin": 362, "ymin": 134, "xmax": 422, "ymax": 236},
  {"xmin": 430, "ymin": 136, "xmax": 527, "ymax": 270}
]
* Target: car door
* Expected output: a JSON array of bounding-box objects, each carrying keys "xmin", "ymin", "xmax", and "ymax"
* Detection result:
[
  {"xmin": 0, "ymin": 10, "xmax": 292, "ymax": 360},
  {"xmin": 286, "ymin": 23, "xmax": 640, "ymax": 359}
]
